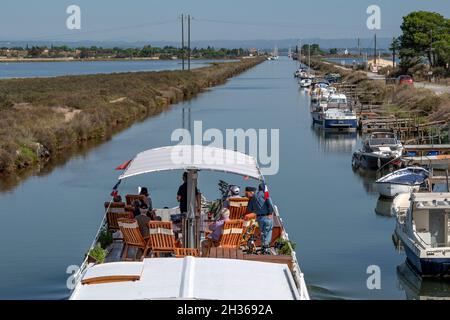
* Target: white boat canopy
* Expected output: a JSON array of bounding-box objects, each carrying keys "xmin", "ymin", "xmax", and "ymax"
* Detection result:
[
  {"xmin": 70, "ymin": 257, "xmax": 304, "ymax": 300},
  {"xmin": 118, "ymin": 145, "xmax": 263, "ymax": 180}
]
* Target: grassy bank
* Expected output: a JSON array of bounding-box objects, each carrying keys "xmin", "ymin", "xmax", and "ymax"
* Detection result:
[
  {"xmin": 0, "ymin": 58, "xmax": 264, "ymax": 174},
  {"xmin": 311, "ymin": 58, "xmax": 450, "ymax": 122}
]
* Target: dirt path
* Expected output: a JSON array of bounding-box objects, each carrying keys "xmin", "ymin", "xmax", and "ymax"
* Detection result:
[{"xmin": 414, "ymin": 82, "xmax": 450, "ymax": 95}]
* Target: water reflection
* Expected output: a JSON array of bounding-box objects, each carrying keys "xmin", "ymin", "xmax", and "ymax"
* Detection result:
[
  {"xmin": 0, "ymin": 138, "xmax": 111, "ymax": 192},
  {"xmin": 374, "ymin": 196, "xmax": 395, "ymax": 217},
  {"xmin": 351, "ymin": 167, "xmax": 379, "ymax": 194},
  {"xmin": 311, "ymin": 125, "xmax": 357, "ymax": 154},
  {"xmin": 397, "ymin": 262, "xmax": 450, "ymax": 300}
]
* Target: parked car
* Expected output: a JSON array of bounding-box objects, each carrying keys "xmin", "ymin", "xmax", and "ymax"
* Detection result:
[{"xmin": 396, "ymin": 75, "xmax": 413, "ymax": 85}]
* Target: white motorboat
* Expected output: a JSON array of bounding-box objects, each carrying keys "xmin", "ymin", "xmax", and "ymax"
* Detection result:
[
  {"xmin": 69, "ymin": 145, "xmax": 310, "ymax": 300},
  {"xmin": 352, "ymin": 132, "xmax": 404, "ymax": 170},
  {"xmin": 392, "ymin": 192, "xmax": 412, "ymax": 218},
  {"xmin": 395, "ymin": 192, "xmax": 450, "ymax": 276},
  {"xmin": 376, "ymin": 167, "xmax": 429, "ymax": 198},
  {"xmin": 299, "ymin": 78, "xmax": 312, "ymax": 88},
  {"xmin": 326, "ymin": 93, "xmax": 348, "ymax": 109}
]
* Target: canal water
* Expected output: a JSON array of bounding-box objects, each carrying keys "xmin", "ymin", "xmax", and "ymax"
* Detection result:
[
  {"xmin": 0, "ymin": 59, "xmax": 232, "ymax": 79},
  {"xmin": 0, "ymin": 57, "xmax": 449, "ymax": 299}
]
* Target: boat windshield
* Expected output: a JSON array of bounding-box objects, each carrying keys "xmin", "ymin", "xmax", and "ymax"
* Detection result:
[
  {"xmin": 329, "ymin": 98, "xmax": 347, "ymax": 104},
  {"xmin": 369, "ymin": 138, "xmax": 398, "ymax": 146}
]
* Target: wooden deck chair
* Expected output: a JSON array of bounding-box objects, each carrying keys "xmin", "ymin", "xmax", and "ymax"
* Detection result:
[
  {"xmin": 219, "ymin": 219, "xmax": 244, "ymax": 249},
  {"xmin": 104, "ymin": 202, "xmax": 132, "ymax": 232},
  {"xmin": 125, "ymin": 194, "xmax": 146, "ymax": 206},
  {"xmin": 118, "ymin": 218, "xmax": 151, "ymax": 261},
  {"xmin": 228, "ymin": 197, "xmax": 249, "ymax": 220},
  {"xmin": 174, "ymin": 248, "xmax": 200, "ymax": 258},
  {"xmin": 148, "ymin": 221, "xmax": 177, "ymax": 257}
]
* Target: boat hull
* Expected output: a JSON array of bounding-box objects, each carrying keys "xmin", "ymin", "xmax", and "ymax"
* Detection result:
[
  {"xmin": 352, "ymin": 153, "xmax": 395, "ymax": 170},
  {"xmin": 376, "ymin": 183, "xmax": 420, "ymax": 198},
  {"xmin": 324, "ymin": 119, "xmax": 357, "ymax": 131},
  {"xmin": 403, "ymin": 244, "xmax": 450, "ymax": 276}
]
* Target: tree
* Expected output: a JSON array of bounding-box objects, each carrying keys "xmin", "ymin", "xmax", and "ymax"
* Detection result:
[
  {"xmin": 399, "ymin": 11, "xmax": 450, "ymax": 67},
  {"xmin": 389, "ymin": 37, "xmax": 400, "ymax": 67},
  {"xmin": 302, "ymin": 44, "xmax": 322, "ymax": 56},
  {"xmin": 329, "ymin": 48, "xmax": 338, "ymax": 54}
]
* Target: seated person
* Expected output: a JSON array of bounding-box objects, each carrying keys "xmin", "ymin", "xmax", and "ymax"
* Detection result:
[
  {"xmin": 132, "ymin": 199, "xmax": 160, "ymax": 220},
  {"xmin": 223, "ymin": 185, "xmax": 240, "ymax": 209},
  {"xmin": 135, "ymin": 211, "xmax": 151, "ymax": 238},
  {"xmin": 135, "ymin": 210, "xmax": 162, "ymax": 239},
  {"xmin": 201, "ymin": 208, "xmax": 230, "ymax": 256},
  {"xmin": 139, "ymin": 187, "xmax": 153, "ymax": 211}
]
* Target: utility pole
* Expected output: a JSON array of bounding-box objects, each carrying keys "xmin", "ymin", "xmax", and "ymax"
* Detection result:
[
  {"xmin": 181, "ymin": 14, "xmax": 185, "ymax": 71},
  {"xmin": 392, "ymin": 37, "xmax": 397, "ymax": 68},
  {"xmin": 188, "ymin": 14, "xmax": 191, "ymax": 71},
  {"xmin": 430, "ymin": 30, "xmax": 433, "ymax": 67},
  {"xmin": 308, "ymin": 43, "xmax": 311, "ymax": 75},
  {"xmin": 358, "ymin": 38, "xmax": 361, "ymax": 56},
  {"xmin": 374, "ymin": 33, "xmax": 377, "ymax": 66}
]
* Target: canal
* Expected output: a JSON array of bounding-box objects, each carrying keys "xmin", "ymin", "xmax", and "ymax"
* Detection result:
[{"xmin": 0, "ymin": 57, "xmax": 448, "ymax": 299}]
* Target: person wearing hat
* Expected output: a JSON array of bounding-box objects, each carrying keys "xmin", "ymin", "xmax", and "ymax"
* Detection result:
[
  {"xmin": 245, "ymin": 185, "xmax": 274, "ymax": 254},
  {"xmin": 223, "ymin": 185, "xmax": 241, "ymax": 209}
]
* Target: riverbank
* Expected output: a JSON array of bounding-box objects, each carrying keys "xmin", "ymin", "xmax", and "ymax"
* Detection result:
[
  {"xmin": 0, "ymin": 57, "xmax": 264, "ymax": 175},
  {"xmin": 0, "ymin": 56, "xmax": 242, "ymax": 63},
  {"xmin": 311, "ymin": 58, "xmax": 450, "ymax": 123}
]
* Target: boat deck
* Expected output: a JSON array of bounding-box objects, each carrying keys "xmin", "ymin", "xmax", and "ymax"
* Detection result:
[{"xmin": 100, "ymin": 206, "xmax": 289, "ymax": 265}]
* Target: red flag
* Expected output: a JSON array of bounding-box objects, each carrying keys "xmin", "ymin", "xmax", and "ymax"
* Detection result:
[
  {"xmin": 262, "ymin": 181, "xmax": 270, "ymax": 200},
  {"xmin": 115, "ymin": 160, "xmax": 131, "ymax": 170}
]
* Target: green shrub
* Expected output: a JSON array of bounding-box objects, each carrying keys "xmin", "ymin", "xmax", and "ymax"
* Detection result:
[
  {"xmin": 98, "ymin": 229, "xmax": 113, "ymax": 249},
  {"xmin": 88, "ymin": 244, "xmax": 107, "ymax": 264},
  {"xmin": 275, "ymin": 238, "xmax": 296, "ymax": 255}
]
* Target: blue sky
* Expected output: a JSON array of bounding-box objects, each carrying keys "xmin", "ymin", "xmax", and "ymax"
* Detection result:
[{"xmin": 0, "ymin": 0, "xmax": 449, "ymax": 41}]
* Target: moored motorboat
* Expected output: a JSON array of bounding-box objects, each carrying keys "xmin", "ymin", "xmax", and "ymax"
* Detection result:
[
  {"xmin": 322, "ymin": 108, "xmax": 357, "ymax": 131},
  {"xmin": 352, "ymin": 132, "xmax": 404, "ymax": 170},
  {"xmin": 299, "ymin": 77, "xmax": 312, "ymax": 88},
  {"xmin": 69, "ymin": 145, "xmax": 310, "ymax": 300},
  {"xmin": 395, "ymin": 192, "xmax": 450, "ymax": 276},
  {"xmin": 375, "ymin": 167, "xmax": 429, "ymax": 198}
]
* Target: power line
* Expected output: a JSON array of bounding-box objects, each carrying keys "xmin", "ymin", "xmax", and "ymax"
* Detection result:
[
  {"xmin": 194, "ymin": 18, "xmax": 401, "ymax": 32},
  {"xmin": 21, "ymin": 19, "xmax": 177, "ymax": 41}
]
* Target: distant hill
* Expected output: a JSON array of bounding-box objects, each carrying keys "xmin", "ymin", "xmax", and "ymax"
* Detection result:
[{"xmin": 0, "ymin": 38, "xmax": 392, "ymax": 51}]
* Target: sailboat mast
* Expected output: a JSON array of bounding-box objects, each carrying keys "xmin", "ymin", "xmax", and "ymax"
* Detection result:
[
  {"xmin": 299, "ymin": 40, "xmax": 302, "ymax": 65},
  {"xmin": 308, "ymin": 44, "xmax": 311, "ymax": 76}
]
